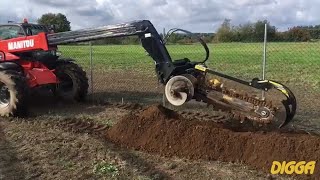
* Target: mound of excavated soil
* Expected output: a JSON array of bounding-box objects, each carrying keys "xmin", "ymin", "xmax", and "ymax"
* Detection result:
[{"xmin": 107, "ymin": 104, "xmax": 320, "ymax": 178}]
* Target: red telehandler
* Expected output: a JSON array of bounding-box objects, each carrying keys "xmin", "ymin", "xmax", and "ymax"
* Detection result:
[{"xmin": 0, "ymin": 19, "xmax": 296, "ymax": 129}]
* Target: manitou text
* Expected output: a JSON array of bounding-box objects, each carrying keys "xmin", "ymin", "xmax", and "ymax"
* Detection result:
[{"xmin": 8, "ymin": 39, "xmax": 34, "ymax": 50}]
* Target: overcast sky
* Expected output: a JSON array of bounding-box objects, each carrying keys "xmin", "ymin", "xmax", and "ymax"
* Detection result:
[{"xmin": 0, "ymin": 0, "xmax": 318, "ymax": 32}]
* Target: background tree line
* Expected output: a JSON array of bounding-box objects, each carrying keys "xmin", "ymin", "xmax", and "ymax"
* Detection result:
[{"xmin": 214, "ymin": 19, "xmax": 320, "ymax": 43}]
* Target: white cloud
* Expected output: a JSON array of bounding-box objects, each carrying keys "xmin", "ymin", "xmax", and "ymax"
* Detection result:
[{"xmin": 0, "ymin": 0, "xmax": 319, "ymax": 32}]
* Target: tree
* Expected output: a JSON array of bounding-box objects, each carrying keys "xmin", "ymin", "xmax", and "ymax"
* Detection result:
[
  {"xmin": 294, "ymin": 25, "xmax": 320, "ymax": 40},
  {"xmin": 213, "ymin": 19, "xmax": 234, "ymax": 42},
  {"xmin": 286, "ymin": 27, "xmax": 311, "ymax": 42},
  {"xmin": 236, "ymin": 23, "xmax": 254, "ymax": 42},
  {"xmin": 166, "ymin": 33, "xmax": 185, "ymax": 44},
  {"xmin": 38, "ymin": 13, "xmax": 71, "ymax": 32},
  {"xmin": 254, "ymin": 20, "xmax": 276, "ymax": 41},
  {"xmin": 213, "ymin": 19, "xmax": 279, "ymax": 42}
]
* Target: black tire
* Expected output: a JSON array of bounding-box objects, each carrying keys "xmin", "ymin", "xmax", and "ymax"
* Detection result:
[
  {"xmin": 0, "ymin": 70, "xmax": 28, "ymax": 117},
  {"xmin": 54, "ymin": 61, "xmax": 88, "ymax": 101}
]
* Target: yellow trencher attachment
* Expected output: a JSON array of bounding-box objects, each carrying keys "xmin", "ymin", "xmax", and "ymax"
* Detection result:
[
  {"xmin": 268, "ymin": 81, "xmax": 290, "ymax": 98},
  {"xmin": 195, "ymin": 64, "xmax": 207, "ymax": 72},
  {"xmin": 266, "ymin": 80, "xmax": 297, "ymax": 127}
]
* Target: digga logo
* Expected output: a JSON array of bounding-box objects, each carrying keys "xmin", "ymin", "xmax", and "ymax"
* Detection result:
[{"xmin": 271, "ymin": 161, "xmax": 316, "ymax": 175}]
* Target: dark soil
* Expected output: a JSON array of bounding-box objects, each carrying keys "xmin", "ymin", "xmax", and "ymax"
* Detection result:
[{"xmin": 108, "ymin": 104, "xmax": 320, "ymax": 179}]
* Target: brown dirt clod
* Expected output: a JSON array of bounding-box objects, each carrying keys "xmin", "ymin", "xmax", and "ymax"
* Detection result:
[{"xmin": 108, "ymin": 104, "xmax": 320, "ymax": 179}]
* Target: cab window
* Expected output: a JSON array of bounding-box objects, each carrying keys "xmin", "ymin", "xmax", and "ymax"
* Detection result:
[
  {"xmin": 0, "ymin": 26, "xmax": 25, "ymax": 40},
  {"xmin": 25, "ymin": 25, "xmax": 48, "ymax": 36}
]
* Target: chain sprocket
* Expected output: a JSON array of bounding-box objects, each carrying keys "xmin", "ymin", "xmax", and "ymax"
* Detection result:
[{"xmin": 204, "ymin": 79, "xmax": 280, "ymax": 126}]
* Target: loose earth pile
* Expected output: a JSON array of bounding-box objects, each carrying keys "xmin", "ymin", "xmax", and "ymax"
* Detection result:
[{"xmin": 108, "ymin": 104, "xmax": 320, "ymax": 178}]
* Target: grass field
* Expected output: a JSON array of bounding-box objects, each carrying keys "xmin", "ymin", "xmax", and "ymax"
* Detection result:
[{"xmin": 58, "ymin": 42, "xmax": 320, "ymax": 89}]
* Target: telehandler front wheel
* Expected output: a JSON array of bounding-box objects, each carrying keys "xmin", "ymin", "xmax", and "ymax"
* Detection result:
[
  {"xmin": 0, "ymin": 70, "xmax": 28, "ymax": 117},
  {"xmin": 54, "ymin": 61, "xmax": 89, "ymax": 101}
]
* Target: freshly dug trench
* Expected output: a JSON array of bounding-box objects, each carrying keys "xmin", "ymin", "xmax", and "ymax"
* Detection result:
[{"xmin": 107, "ymin": 104, "xmax": 320, "ymax": 179}]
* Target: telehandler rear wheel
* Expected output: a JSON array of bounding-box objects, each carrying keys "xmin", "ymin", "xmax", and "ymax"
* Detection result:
[
  {"xmin": 0, "ymin": 70, "xmax": 28, "ymax": 117},
  {"xmin": 54, "ymin": 61, "xmax": 89, "ymax": 101}
]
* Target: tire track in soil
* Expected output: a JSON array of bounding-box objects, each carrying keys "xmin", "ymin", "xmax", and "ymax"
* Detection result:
[
  {"xmin": 0, "ymin": 122, "xmax": 26, "ymax": 180},
  {"xmin": 40, "ymin": 102, "xmax": 166, "ymax": 179},
  {"xmin": 52, "ymin": 115, "xmax": 173, "ymax": 179}
]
